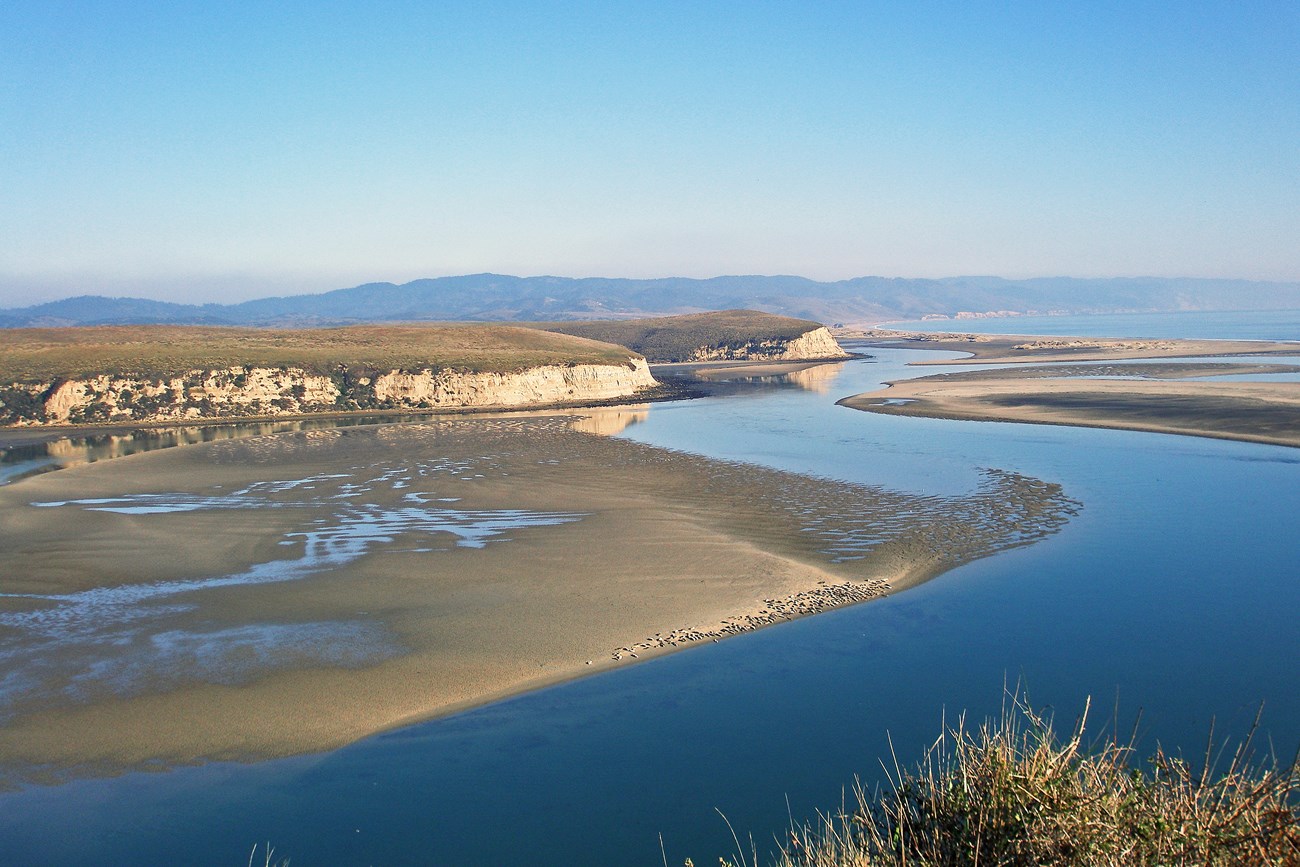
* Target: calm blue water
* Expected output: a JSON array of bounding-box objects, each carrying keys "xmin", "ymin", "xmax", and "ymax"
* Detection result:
[
  {"xmin": 887, "ymin": 308, "xmax": 1300, "ymax": 341},
  {"xmin": 1, "ymin": 315, "xmax": 1298, "ymax": 865}
]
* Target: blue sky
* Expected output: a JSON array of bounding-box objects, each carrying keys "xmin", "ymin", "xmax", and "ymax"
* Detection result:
[{"xmin": 2, "ymin": 1, "xmax": 1297, "ymax": 305}]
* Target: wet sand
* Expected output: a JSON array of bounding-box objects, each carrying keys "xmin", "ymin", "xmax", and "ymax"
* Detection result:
[
  {"xmin": 841, "ymin": 363, "xmax": 1300, "ymax": 448},
  {"xmin": 0, "ymin": 414, "xmax": 1077, "ymax": 784}
]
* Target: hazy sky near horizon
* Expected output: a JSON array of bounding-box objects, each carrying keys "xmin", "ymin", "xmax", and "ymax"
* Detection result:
[{"xmin": 2, "ymin": 1, "xmax": 1298, "ymax": 307}]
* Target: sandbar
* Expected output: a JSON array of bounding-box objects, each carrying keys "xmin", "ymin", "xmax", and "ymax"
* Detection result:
[
  {"xmin": 841, "ymin": 362, "xmax": 1300, "ymax": 448},
  {"xmin": 842, "ymin": 329, "xmax": 1300, "ymax": 365}
]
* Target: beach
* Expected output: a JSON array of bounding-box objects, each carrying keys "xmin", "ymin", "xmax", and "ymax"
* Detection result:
[{"xmin": 0, "ymin": 410, "xmax": 1077, "ymax": 784}]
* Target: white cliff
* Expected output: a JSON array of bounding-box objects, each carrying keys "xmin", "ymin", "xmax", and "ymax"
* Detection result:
[
  {"xmin": 372, "ymin": 359, "xmax": 656, "ymax": 407},
  {"xmin": 1, "ymin": 358, "xmax": 658, "ymax": 426}
]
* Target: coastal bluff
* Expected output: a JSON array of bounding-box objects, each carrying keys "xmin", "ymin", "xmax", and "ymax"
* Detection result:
[
  {"xmin": 12, "ymin": 359, "xmax": 656, "ymax": 426},
  {"xmin": 0, "ymin": 324, "xmax": 658, "ymax": 426},
  {"xmin": 679, "ymin": 322, "xmax": 846, "ymax": 362},
  {"xmin": 531, "ymin": 310, "xmax": 851, "ymax": 363}
]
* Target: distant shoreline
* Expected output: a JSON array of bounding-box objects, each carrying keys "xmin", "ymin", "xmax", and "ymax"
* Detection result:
[
  {"xmin": 840, "ymin": 332, "xmax": 1300, "ymax": 449},
  {"xmin": 857, "ymin": 307, "xmax": 1300, "ymax": 340}
]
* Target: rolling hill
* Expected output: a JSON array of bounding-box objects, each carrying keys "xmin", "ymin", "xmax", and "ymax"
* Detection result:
[{"xmin": 3, "ymin": 274, "xmax": 1299, "ymax": 329}]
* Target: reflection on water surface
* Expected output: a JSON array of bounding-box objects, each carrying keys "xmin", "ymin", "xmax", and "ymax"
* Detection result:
[{"xmin": 0, "ymin": 414, "xmax": 443, "ymax": 484}]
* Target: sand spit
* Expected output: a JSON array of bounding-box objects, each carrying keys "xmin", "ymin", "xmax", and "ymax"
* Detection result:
[
  {"xmin": 841, "ymin": 363, "xmax": 1300, "ymax": 448},
  {"xmin": 0, "ymin": 417, "xmax": 1077, "ymax": 784},
  {"xmin": 845, "ymin": 330, "xmax": 1300, "ymax": 365}
]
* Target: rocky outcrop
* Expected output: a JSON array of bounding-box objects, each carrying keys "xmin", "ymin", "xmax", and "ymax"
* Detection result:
[
  {"xmin": 0, "ymin": 358, "xmax": 657, "ymax": 426},
  {"xmin": 774, "ymin": 327, "xmax": 851, "ymax": 359},
  {"xmin": 684, "ymin": 326, "xmax": 849, "ymax": 362}
]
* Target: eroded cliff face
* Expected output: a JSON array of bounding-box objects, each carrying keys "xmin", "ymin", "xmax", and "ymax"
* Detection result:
[
  {"xmin": 684, "ymin": 326, "xmax": 849, "ymax": 362},
  {"xmin": 372, "ymin": 360, "xmax": 655, "ymax": 408},
  {"xmin": 0, "ymin": 358, "xmax": 657, "ymax": 426}
]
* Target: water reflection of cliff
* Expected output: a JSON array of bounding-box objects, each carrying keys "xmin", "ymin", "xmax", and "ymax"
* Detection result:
[
  {"xmin": 1, "ymin": 415, "xmax": 441, "ymax": 484},
  {"xmin": 782, "ymin": 362, "xmax": 846, "ymax": 393},
  {"xmin": 566, "ymin": 406, "xmax": 650, "ymax": 436},
  {"xmin": 694, "ymin": 361, "xmax": 846, "ymax": 394},
  {"xmin": 39, "ymin": 423, "xmax": 321, "ymax": 467},
  {"xmin": 1, "ymin": 407, "xmax": 659, "ymax": 485}
]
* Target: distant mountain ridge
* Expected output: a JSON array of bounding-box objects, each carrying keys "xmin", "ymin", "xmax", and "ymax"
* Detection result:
[{"xmin": 4, "ymin": 273, "xmax": 1300, "ymax": 328}]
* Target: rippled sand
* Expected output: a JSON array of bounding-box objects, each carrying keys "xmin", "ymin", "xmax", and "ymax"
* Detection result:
[{"xmin": 0, "ymin": 415, "xmax": 1078, "ymax": 784}]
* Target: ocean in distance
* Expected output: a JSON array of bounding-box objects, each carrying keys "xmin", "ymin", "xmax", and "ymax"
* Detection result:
[
  {"xmin": 0, "ymin": 310, "xmax": 1297, "ymax": 865},
  {"xmin": 886, "ymin": 308, "xmax": 1300, "ymax": 341}
]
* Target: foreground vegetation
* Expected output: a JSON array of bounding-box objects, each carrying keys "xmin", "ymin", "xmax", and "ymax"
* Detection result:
[
  {"xmin": 242, "ymin": 697, "xmax": 1296, "ymax": 865},
  {"xmin": 732, "ymin": 697, "xmax": 1298, "ymax": 867},
  {"xmin": 532, "ymin": 309, "xmax": 825, "ymax": 362},
  {"xmin": 0, "ymin": 323, "xmax": 637, "ymax": 383}
]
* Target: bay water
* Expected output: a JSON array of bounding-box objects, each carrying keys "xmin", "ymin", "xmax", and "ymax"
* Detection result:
[
  {"xmin": 0, "ymin": 315, "xmax": 1297, "ymax": 865},
  {"xmin": 886, "ymin": 308, "xmax": 1300, "ymax": 340}
]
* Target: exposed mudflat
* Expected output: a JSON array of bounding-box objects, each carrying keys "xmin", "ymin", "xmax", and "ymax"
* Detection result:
[{"xmin": 0, "ymin": 412, "xmax": 1077, "ymax": 785}]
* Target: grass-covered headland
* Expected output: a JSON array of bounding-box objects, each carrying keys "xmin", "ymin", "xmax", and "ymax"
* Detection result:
[
  {"xmin": 0, "ymin": 323, "xmax": 637, "ymax": 383},
  {"xmin": 0, "ymin": 324, "xmax": 655, "ymax": 425},
  {"xmin": 724, "ymin": 697, "xmax": 1298, "ymax": 867},
  {"xmin": 532, "ymin": 309, "xmax": 831, "ymax": 362}
]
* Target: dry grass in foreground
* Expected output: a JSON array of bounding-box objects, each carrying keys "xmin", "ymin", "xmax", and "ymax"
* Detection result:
[
  {"xmin": 246, "ymin": 844, "xmax": 289, "ymax": 867},
  {"xmin": 724, "ymin": 697, "xmax": 1299, "ymax": 867}
]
